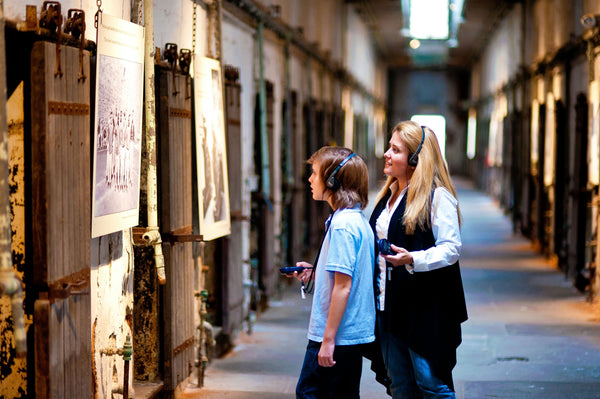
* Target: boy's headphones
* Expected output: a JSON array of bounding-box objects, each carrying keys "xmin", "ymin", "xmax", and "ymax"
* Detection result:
[
  {"xmin": 408, "ymin": 126, "xmax": 426, "ymax": 167},
  {"xmin": 325, "ymin": 153, "xmax": 356, "ymax": 191}
]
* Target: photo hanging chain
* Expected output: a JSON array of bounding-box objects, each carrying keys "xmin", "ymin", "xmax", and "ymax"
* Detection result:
[
  {"xmin": 192, "ymin": 1, "xmax": 197, "ymax": 57},
  {"xmin": 94, "ymin": 0, "xmax": 102, "ymax": 29}
]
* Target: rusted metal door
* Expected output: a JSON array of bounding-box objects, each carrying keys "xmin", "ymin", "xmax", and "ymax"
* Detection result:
[
  {"xmin": 509, "ymin": 110, "xmax": 525, "ymax": 233},
  {"xmin": 533, "ymin": 103, "xmax": 546, "ymax": 250},
  {"xmin": 157, "ymin": 66, "xmax": 196, "ymax": 394},
  {"xmin": 569, "ymin": 94, "xmax": 591, "ymax": 289},
  {"xmin": 223, "ymin": 66, "xmax": 245, "ymax": 336},
  {"xmin": 289, "ymin": 91, "xmax": 305, "ymax": 263},
  {"xmin": 521, "ymin": 106, "xmax": 534, "ymax": 238},
  {"xmin": 502, "ymin": 114, "xmax": 513, "ymax": 211},
  {"xmin": 259, "ymin": 81, "xmax": 276, "ymax": 303},
  {"xmin": 553, "ymin": 99, "xmax": 568, "ymax": 267},
  {"xmin": 31, "ymin": 41, "xmax": 91, "ymax": 399},
  {"xmin": 303, "ymin": 99, "xmax": 319, "ymax": 250}
]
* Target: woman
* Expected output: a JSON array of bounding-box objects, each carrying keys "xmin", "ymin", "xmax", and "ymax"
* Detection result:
[
  {"xmin": 369, "ymin": 121, "xmax": 467, "ymax": 398},
  {"xmin": 293, "ymin": 146, "xmax": 376, "ymax": 399}
]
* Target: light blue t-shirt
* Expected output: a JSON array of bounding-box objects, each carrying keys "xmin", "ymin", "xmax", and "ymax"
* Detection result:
[{"xmin": 307, "ymin": 206, "xmax": 376, "ymax": 345}]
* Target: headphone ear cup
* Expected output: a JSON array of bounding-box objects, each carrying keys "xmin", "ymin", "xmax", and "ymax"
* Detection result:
[
  {"xmin": 408, "ymin": 153, "xmax": 418, "ymax": 167},
  {"xmin": 325, "ymin": 152, "xmax": 355, "ymax": 191},
  {"xmin": 326, "ymin": 175, "xmax": 339, "ymax": 190},
  {"xmin": 408, "ymin": 126, "xmax": 425, "ymax": 167}
]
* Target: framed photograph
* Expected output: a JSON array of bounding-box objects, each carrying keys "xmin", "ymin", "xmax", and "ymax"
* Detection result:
[
  {"xmin": 194, "ymin": 56, "xmax": 231, "ymax": 241},
  {"xmin": 530, "ymin": 99, "xmax": 539, "ymax": 175},
  {"xmin": 543, "ymin": 92, "xmax": 555, "ymax": 187},
  {"xmin": 91, "ymin": 13, "xmax": 145, "ymax": 238},
  {"xmin": 589, "ymin": 80, "xmax": 600, "ymax": 186}
]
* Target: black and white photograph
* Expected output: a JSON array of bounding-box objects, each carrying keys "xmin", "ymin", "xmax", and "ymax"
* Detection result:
[
  {"xmin": 91, "ymin": 13, "xmax": 145, "ymax": 238},
  {"xmin": 590, "ymin": 80, "xmax": 599, "ymax": 186},
  {"xmin": 194, "ymin": 56, "xmax": 231, "ymax": 241}
]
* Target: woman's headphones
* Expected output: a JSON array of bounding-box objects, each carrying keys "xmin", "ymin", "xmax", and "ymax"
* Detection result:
[
  {"xmin": 407, "ymin": 126, "xmax": 426, "ymax": 167},
  {"xmin": 325, "ymin": 153, "xmax": 356, "ymax": 191}
]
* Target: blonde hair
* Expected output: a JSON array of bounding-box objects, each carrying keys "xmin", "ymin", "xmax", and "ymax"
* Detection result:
[
  {"xmin": 308, "ymin": 146, "xmax": 369, "ymax": 210},
  {"xmin": 375, "ymin": 120, "xmax": 461, "ymax": 234}
]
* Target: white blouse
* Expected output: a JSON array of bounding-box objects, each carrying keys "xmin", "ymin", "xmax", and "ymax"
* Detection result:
[{"xmin": 375, "ymin": 182, "xmax": 462, "ymax": 311}]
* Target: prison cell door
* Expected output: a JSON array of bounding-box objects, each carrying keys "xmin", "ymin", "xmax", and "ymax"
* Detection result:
[
  {"xmin": 502, "ymin": 113, "xmax": 514, "ymax": 212},
  {"xmin": 521, "ymin": 106, "xmax": 534, "ymax": 238},
  {"xmin": 223, "ymin": 66, "xmax": 246, "ymax": 337},
  {"xmin": 553, "ymin": 100, "xmax": 568, "ymax": 268},
  {"xmin": 31, "ymin": 41, "xmax": 92, "ymax": 399},
  {"xmin": 281, "ymin": 96, "xmax": 293, "ymax": 268},
  {"xmin": 261, "ymin": 81, "xmax": 276, "ymax": 302},
  {"xmin": 541, "ymin": 97, "xmax": 561, "ymax": 258},
  {"xmin": 533, "ymin": 103, "xmax": 547, "ymax": 250},
  {"xmin": 282, "ymin": 91, "xmax": 305, "ymax": 265},
  {"xmin": 509, "ymin": 111, "xmax": 523, "ymax": 231},
  {"xmin": 569, "ymin": 94, "xmax": 591, "ymax": 288},
  {"xmin": 314, "ymin": 104, "xmax": 330, "ymax": 235},
  {"xmin": 156, "ymin": 66, "xmax": 196, "ymax": 394},
  {"xmin": 288, "ymin": 91, "xmax": 304, "ymax": 264},
  {"xmin": 303, "ymin": 99, "xmax": 320, "ymax": 250}
]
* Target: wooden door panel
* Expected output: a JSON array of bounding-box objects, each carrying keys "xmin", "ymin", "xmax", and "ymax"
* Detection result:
[
  {"xmin": 31, "ymin": 41, "xmax": 91, "ymax": 399},
  {"xmin": 224, "ymin": 68, "xmax": 244, "ymax": 335},
  {"xmin": 157, "ymin": 68, "xmax": 195, "ymax": 392}
]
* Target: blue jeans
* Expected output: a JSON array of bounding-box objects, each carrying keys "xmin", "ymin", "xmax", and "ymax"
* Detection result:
[
  {"xmin": 296, "ymin": 340, "xmax": 363, "ymax": 399},
  {"xmin": 378, "ymin": 317, "xmax": 455, "ymax": 399}
]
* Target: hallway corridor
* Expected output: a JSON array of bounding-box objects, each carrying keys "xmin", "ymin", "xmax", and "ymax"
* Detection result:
[{"xmin": 181, "ymin": 177, "xmax": 600, "ymax": 399}]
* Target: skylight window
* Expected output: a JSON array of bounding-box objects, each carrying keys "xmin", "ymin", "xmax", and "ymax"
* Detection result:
[{"xmin": 409, "ymin": 0, "xmax": 449, "ymax": 40}]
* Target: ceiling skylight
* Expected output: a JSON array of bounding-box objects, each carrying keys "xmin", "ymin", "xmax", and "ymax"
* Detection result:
[{"xmin": 409, "ymin": 0, "xmax": 449, "ymax": 40}]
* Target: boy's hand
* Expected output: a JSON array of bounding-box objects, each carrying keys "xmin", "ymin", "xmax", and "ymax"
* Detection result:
[
  {"xmin": 293, "ymin": 261, "xmax": 313, "ymax": 282},
  {"xmin": 318, "ymin": 339, "xmax": 336, "ymax": 367}
]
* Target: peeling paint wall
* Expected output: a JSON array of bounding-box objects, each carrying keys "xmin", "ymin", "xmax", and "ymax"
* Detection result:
[
  {"xmin": 91, "ymin": 231, "xmax": 135, "ymax": 397},
  {"xmin": 0, "ymin": 81, "xmax": 29, "ymax": 399},
  {"xmin": 4, "ymin": 2, "xmax": 136, "ymax": 398}
]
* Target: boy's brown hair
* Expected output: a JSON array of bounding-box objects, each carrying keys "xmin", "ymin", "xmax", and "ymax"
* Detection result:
[{"xmin": 307, "ymin": 146, "xmax": 369, "ymax": 210}]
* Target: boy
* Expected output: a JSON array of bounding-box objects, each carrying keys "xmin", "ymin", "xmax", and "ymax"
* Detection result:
[{"xmin": 293, "ymin": 147, "xmax": 375, "ymax": 399}]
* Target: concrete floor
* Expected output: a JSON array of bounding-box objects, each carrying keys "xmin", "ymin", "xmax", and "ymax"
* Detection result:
[{"xmin": 179, "ymin": 178, "xmax": 600, "ymax": 399}]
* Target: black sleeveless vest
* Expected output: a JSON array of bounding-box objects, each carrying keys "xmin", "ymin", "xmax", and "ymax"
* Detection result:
[{"xmin": 369, "ymin": 189, "xmax": 468, "ymax": 372}]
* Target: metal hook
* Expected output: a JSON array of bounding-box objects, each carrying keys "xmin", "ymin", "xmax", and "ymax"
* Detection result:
[{"xmin": 65, "ymin": 9, "xmax": 87, "ymax": 82}]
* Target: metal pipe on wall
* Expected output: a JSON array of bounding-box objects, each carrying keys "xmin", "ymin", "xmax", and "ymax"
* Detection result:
[
  {"xmin": 142, "ymin": 0, "xmax": 166, "ymax": 284},
  {"xmin": 283, "ymin": 37, "xmax": 293, "ymax": 188},
  {"xmin": 0, "ymin": 0, "xmax": 26, "ymax": 357}
]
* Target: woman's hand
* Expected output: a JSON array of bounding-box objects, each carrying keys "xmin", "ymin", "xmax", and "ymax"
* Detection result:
[{"xmin": 382, "ymin": 244, "xmax": 414, "ymax": 267}]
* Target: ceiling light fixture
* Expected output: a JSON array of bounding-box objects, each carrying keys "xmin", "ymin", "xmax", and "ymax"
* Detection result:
[{"xmin": 409, "ymin": 39, "xmax": 421, "ymax": 49}]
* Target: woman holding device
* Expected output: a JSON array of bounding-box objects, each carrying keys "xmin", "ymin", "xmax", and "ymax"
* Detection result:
[{"xmin": 369, "ymin": 120, "xmax": 467, "ymax": 398}]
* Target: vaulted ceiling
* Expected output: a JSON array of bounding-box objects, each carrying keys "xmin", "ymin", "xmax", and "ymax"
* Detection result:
[{"xmin": 350, "ymin": 0, "xmax": 519, "ymax": 69}]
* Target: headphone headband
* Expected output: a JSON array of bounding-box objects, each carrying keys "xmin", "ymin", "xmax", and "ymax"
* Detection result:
[
  {"xmin": 408, "ymin": 126, "xmax": 426, "ymax": 167},
  {"xmin": 326, "ymin": 152, "xmax": 356, "ymax": 190}
]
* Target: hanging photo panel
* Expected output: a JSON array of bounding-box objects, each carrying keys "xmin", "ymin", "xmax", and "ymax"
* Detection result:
[
  {"xmin": 543, "ymin": 92, "xmax": 555, "ymax": 187},
  {"xmin": 91, "ymin": 13, "xmax": 145, "ymax": 238},
  {"xmin": 194, "ymin": 56, "xmax": 231, "ymax": 241},
  {"xmin": 589, "ymin": 80, "xmax": 600, "ymax": 186}
]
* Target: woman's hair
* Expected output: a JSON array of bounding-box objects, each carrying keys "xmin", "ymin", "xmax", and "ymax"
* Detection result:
[
  {"xmin": 375, "ymin": 120, "xmax": 461, "ymax": 234},
  {"xmin": 307, "ymin": 146, "xmax": 369, "ymax": 210}
]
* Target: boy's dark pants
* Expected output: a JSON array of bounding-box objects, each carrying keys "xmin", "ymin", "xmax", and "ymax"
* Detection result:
[{"xmin": 296, "ymin": 340, "xmax": 363, "ymax": 399}]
